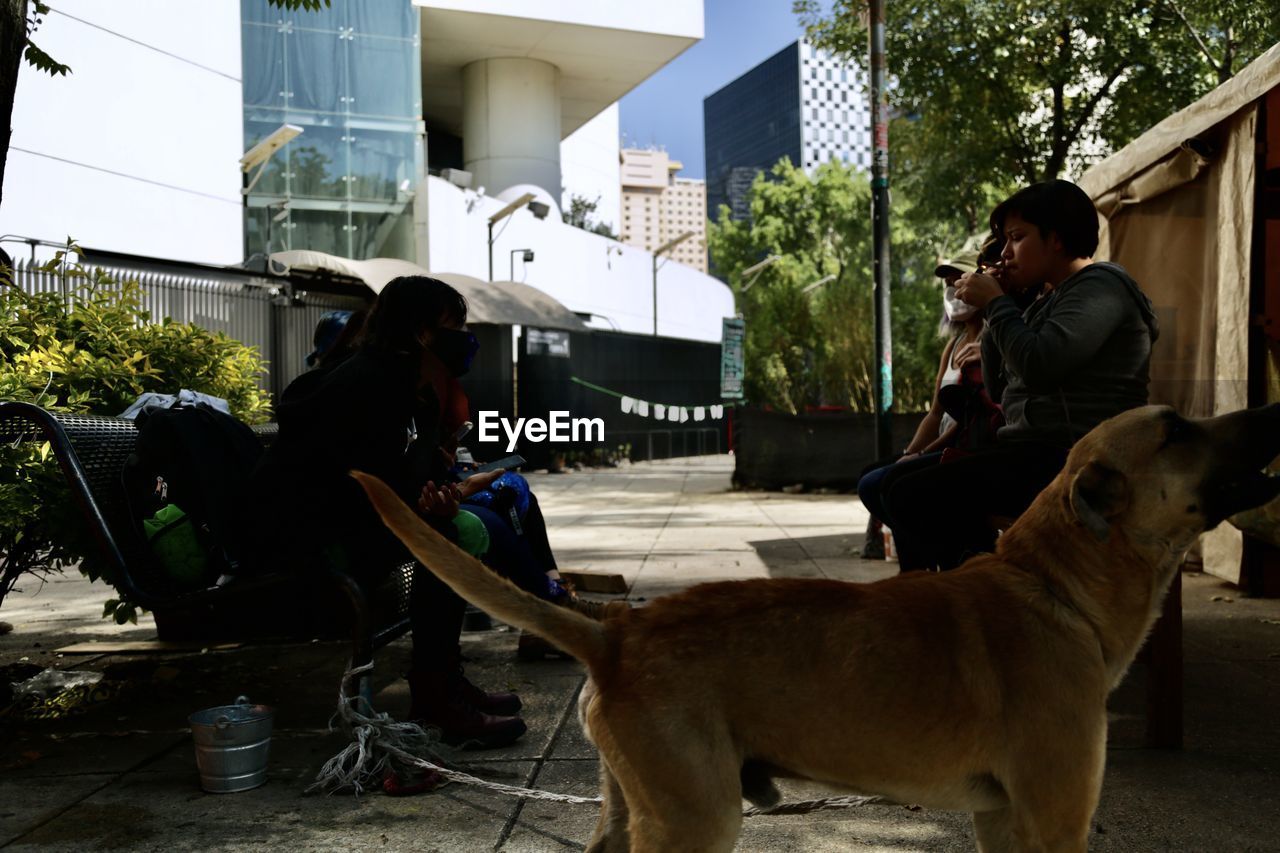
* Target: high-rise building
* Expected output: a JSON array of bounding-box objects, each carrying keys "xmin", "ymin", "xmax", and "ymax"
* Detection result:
[
  {"xmin": 704, "ymin": 39, "xmax": 870, "ymax": 222},
  {"xmin": 619, "ymin": 149, "xmax": 707, "ymax": 273}
]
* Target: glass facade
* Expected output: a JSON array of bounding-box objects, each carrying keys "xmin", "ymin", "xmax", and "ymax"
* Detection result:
[
  {"xmin": 703, "ymin": 41, "xmax": 801, "ymax": 223},
  {"xmin": 241, "ymin": 0, "xmax": 423, "ymax": 260}
]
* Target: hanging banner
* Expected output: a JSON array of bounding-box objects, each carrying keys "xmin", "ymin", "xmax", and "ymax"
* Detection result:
[{"xmin": 720, "ymin": 317, "xmax": 745, "ymax": 400}]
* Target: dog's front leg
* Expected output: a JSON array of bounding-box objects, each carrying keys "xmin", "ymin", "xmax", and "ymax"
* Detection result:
[
  {"xmin": 586, "ymin": 760, "xmax": 630, "ymax": 853},
  {"xmin": 976, "ymin": 718, "xmax": 1105, "ymax": 853}
]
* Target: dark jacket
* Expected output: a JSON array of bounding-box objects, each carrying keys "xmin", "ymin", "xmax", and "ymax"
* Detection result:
[
  {"xmin": 980, "ymin": 262, "xmax": 1159, "ymax": 446},
  {"xmin": 248, "ymin": 347, "xmax": 451, "ymax": 569}
]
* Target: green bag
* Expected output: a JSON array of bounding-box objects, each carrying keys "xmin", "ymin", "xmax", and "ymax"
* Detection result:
[{"xmin": 142, "ymin": 504, "xmax": 210, "ymax": 584}]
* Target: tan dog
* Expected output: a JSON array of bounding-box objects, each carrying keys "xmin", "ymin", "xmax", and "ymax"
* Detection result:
[{"xmin": 352, "ymin": 404, "xmax": 1280, "ymax": 852}]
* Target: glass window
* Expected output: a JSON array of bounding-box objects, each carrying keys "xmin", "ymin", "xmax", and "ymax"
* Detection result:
[
  {"xmin": 289, "ymin": 123, "xmax": 349, "ymax": 199},
  {"xmin": 348, "ymin": 35, "xmax": 419, "ymax": 118},
  {"xmin": 349, "ymin": 3, "xmax": 417, "ymax": 37},
  {"xmin": 241, "ymin": 0, "xmax": 285, "ymax": 26},
  {"xmin": 242, "ymin": 24, "xmax": 286, "ymax": 108},
  {"xmin": 244, "ymin": 0, "xmax": 347, "ymax": 31},
  {"xmin": 349, "ymin": 129, "xmax": 416, "ymax": 201},
  {"xmin": 292, "ymin": 209, "xmax": 350, "ymax": 256},
  {"xmin": 352, "ymin": 208, "xmax": 414, "ymax": 260},
  {"xmin": 287, "ymin": 29, "xmax": 346, "ymax": 114}
]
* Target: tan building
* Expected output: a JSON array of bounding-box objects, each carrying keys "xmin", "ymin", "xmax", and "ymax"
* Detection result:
[{"xmin": 620, "ymin": 148, "xmax": 708, "ymax": 272}]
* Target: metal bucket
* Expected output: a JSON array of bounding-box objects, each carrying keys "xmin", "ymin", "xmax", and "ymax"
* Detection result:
[{"xmin": 189, "ymin": 695, "xmax": 274, "ymax": 793}]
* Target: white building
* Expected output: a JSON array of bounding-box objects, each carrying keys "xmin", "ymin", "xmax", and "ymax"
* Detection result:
[{"xmin": 0, "ymin": 0, "xmax": 733, "ymax": 343}]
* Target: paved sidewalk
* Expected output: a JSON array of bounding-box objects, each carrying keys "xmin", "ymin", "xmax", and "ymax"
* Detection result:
[{"xmin": 1, "ymin": 455, "xmax": 1279, "ymax": 851}]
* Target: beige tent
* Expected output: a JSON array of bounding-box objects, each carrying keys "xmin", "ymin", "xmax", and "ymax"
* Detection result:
[{"xmin": 1078, "ymin": 43, "xmax": 1280, "ymax": 586}]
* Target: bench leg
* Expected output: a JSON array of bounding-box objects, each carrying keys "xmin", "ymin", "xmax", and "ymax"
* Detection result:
[
  {"xmin": 327, "ymin": 569, "xmax": 375, "ymax": 714},
  {"xmin": 1145, "ymin": 571, "xmax": 1184, "ymax": 748}
]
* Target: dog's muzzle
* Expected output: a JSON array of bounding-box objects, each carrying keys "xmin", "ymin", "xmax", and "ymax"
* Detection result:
[{"xmin": 1200, "ymin": 403, "xmax": 1280, "ymax": 526}]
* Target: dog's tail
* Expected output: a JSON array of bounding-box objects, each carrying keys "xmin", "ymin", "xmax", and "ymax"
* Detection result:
[{"xmin": 351, "ymin": 471, "xmax": 608, "ymax": 670}]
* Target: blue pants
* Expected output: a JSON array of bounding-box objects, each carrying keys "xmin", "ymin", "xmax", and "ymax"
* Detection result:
[
  {"xmin": 464, "ymin": 503, "xmax": 564, "ymax": 602},
  {"xmin": 857, "ymin": 451, "xmax": 944, "ymax": 528}
]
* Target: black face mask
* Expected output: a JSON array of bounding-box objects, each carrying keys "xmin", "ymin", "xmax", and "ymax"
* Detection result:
[{"xmin": 432, "ymin": 328, "xmax": 480, "ymax": 376}]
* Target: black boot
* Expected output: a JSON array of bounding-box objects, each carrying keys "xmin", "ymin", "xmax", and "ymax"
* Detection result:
[
  {"xmin": 407, "ymin": 667, "xmax": 526, "ymax": 750},
  {"xmin": 447, "ymin": 647, "xmax": 522, "ymax": 716}
]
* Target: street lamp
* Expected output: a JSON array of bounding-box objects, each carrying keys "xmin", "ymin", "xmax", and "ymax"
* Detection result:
[
  {"xmin": 510, "ymin": 248, "xmax": 534, "ymax": 280},
  {"xmin": 488, "ymin": 192, "xmax": 536, "ymax": 281},
  {"xmin": 739, "ymin": 254, "xmax": 780, "ymax": 293},
  {"xmin": 801, "ymin": 273, "xmax": 837, "ymax": 295},
  {"xmin": 240, "ymin": 124, "xmax": 302, "ymax": 258},
  {"xmin": 241, "ymin": 124, "xmax": 303, "ymax": 191},
  {"xmin": 651, "ymin": 230, "xmax": 695, "ymax": 336}
]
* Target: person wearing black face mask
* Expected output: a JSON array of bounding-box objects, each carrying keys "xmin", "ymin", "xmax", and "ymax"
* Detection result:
[{"xmin": 248, "ymin": 276, "xmax": 526, "ymax": 762}]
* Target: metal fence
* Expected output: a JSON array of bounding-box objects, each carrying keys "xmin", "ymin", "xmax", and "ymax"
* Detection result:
[{"xmin": 9, "ymin": 257, "xmax": 367, "ymax": 400}]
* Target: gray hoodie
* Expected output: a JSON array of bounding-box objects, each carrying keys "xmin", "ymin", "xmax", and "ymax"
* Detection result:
[{"xmin": 980, "ymin": 261, "xmax": 1159, "ymax": 446}]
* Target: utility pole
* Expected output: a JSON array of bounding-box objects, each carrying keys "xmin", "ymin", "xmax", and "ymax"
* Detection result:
[{"xmin": 868, "ymin": 0, "xmax": 893, "ymax": 458}]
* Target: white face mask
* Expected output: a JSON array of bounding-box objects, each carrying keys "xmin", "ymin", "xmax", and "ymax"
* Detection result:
[{"xmin": 943, "ymin": 285, "xmax": 978, "ymax": 322}]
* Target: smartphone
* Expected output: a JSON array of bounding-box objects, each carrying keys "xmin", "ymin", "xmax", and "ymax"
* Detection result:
[
  {"xmin": 454, "ymin": 420, "xmax": 474, "ymax": 442},
  {"xmin": 471, "ymin": 454, "xmax": 526, "ymax": 475}
]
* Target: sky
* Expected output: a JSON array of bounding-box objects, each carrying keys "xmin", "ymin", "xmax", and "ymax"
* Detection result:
[{"xmin": 618, "ymin": 0, "xmax": 809, "ymax": 180}]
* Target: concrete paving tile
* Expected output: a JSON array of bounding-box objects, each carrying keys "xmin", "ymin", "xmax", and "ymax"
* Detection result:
[
  {"xmin": 8, "ymin": 760, "xmax": 533, "ymax": 852},
  {"xmin": 544, "ymin": 707, "xmax": 596, "ymax": 761},
  {"xmin": 653, "ymin": 526, "xmax": 760, "ymax": 552},
  {"xmin": 497, "ymin": 758, "xmax": 602, "ymax": 851},
  {"xmin": 812, "ymin": 558, "xmax": 899, "ymax": 584},
  {"xmin": 1, "ymin": 731, "xmax": 187, "ymax": 779},
  {"xmin": 0, "ymin": 774, "xmax": 117, "ymax": 847},
  {"xmin": 738, "ymin": 804, "xmax": 975, "ymax": 852},
  {"xmin": 1093, "ymin": 748, "xmax": 1280, "ymax": 850}
]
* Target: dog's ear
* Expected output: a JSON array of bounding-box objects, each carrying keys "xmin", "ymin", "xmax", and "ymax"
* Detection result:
[{"xmin": 1070, "ymin": 461, "xmax": 1130, "ymax": 542}]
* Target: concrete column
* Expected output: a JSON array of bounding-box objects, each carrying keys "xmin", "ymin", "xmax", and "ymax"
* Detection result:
[{"xmin": 462, "ymin": 57, "xmax": 562, "ymax": 199}]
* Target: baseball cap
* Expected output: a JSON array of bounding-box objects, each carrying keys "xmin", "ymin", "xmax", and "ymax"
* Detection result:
[{"xmin": 933, "ymin": 251, "xmax": 980, "ymax": 279}]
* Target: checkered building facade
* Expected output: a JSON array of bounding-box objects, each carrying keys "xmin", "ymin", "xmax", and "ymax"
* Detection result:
[
  {"xmin": 705, "ymin": 39, "xmax": 871, "ymax": 224},
  {"xmin": 798, "ymin": 40, "xmax": 871, "ymax": 173}
]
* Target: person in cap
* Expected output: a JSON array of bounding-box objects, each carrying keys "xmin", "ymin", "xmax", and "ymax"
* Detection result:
[
  {"xmin": 856, "ymin": 242, "xmax": 995, "ymax": 565},
  {"xmin": 882, "ymin": 179, "xmax": 1158, "ymax": 571}
]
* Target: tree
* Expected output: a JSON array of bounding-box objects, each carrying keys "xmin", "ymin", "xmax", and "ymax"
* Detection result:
[
  {"xmin": 795, "ymin": 0, "xmax": 1279, "ymax": 228},
  {"xmin": 0, "ymin": 0, "xmax": 328, "ymax": 212},
  {"xmin": 562, "ymin": 193, "xmax": 618, "ymax": 240},
  {"xmin": 707, "ymin": 158, "xmax": 944, "ymax": 414}
]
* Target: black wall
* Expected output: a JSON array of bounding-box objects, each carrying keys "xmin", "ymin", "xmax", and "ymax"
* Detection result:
[
  {"xmin": 511, "ymin": 328, "xmax": 729, "ymax": 469},
  {"xmin": 732, "ymin": 408, "xmax": 923, "ymax": 491}
]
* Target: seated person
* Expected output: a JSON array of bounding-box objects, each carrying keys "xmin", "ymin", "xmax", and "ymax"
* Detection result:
[
  {"xmin": 858, "ymin": 247, "xmax": 988, "ymax": 565},
  {"xmin": 247, "ymin": 276, "xmax": 526, "ymax": 749},
  {"xmin": 882, "ymin": 179, "xmax": 1159, "ymax": 571},
  {"xmin": 306, "ymin": 307, "xmax": 590, "ymax": 657}
]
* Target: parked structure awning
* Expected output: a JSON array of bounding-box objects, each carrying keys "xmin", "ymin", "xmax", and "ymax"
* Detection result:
[{"xmin": 269, "ymin": 250, "xmax": 586, "ymax": 331}]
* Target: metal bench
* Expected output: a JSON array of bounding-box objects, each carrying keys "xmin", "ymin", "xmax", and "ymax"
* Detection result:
[{"xmin": 0, "ymin": 401, "xmax": 413, "ymax": 702}]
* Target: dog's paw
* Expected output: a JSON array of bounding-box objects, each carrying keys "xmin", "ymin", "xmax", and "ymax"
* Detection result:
[{"xmin": 741, "ymin": 760, "xmax": 783, "ymax": 809}]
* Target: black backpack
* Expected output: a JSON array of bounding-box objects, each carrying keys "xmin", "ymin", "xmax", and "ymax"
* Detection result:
[{"xmin": 122, "ymin": 404, "xmax": 264, "ymax": 586}]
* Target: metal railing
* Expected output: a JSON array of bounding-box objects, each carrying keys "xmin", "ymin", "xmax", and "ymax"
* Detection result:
[{"xmin": 8, "ymin": 257, "xmax": 365, "ymax": 399}]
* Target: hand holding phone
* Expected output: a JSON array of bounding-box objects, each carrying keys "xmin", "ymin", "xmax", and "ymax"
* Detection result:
[{"xmin": 472, "ymin": 454, "xmax": 526, "ymax": 475}]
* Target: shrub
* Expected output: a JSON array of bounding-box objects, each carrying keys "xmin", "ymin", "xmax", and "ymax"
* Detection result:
[{"xmin": 0, "ymin": 251, "xmax": 272, "ymax": 622}]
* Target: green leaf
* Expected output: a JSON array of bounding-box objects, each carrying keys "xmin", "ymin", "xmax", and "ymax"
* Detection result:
[{"xmin": 24, "ymin": 42, "xmax": 71, "ymax": 76}]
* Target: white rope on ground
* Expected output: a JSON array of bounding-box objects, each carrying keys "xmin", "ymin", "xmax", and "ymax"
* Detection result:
[
  {"xmin": 312, "ymin": 665, "xmax": 897, "ymax": 815},
  {"xmin": 381, "ymin": 742, "xmax": 603, "ymax": 805},
  {"xmin": 743, "ymin": 795, "xmax": 886, "ymax": 816}
]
